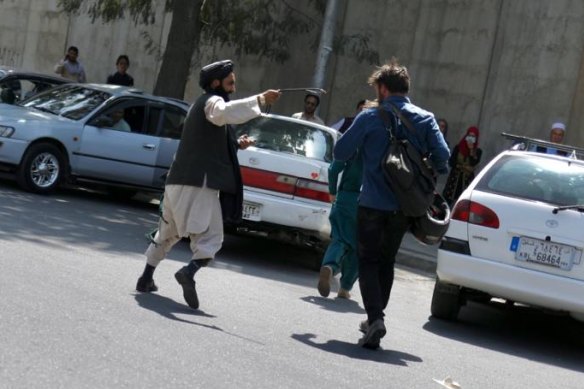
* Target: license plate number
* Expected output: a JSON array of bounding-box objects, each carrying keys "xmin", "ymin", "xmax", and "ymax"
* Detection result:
[
  {"xmin": 515, "ymin": 237, "xmax": 574, "ymax": 270},
  {"xmin": 242, "ymin": 202, "xmax": 261, "ymax": 221}
]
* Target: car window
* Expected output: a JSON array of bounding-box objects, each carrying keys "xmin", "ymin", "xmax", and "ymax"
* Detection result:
[
  {"xmin": 21, "ymin": 85, "xmax": 111, "ymax": 120},
  {"xmin": 90, "ymin": 101, "xmax": 147, "ymax": 133},
  {"xmin": 235, "ymin": 116, "xmax": 334, "ymax": 162},
  {"xmin": 476, "ymin": 155, "xmax": 584, "ymax": 205},
  {"xmin": 159, "ymin": 106, "xmax": 185, "ymax": 139},
  {"xmin": 146, "ymin": 106, "xmax": 162, "ymax": 136},
  {"xmin": 121, "ymin": 104, "xmax": 147, "ymax": 133}
]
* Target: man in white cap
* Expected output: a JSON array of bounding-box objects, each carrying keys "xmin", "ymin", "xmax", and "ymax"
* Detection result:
[
  {"xmin": 549, "ymin": 122, "xmax": 566, "ymax": 144},
  {"xmin": 531, "ymin": 122, "xmax": 567, "ymax": 156},
  {"xmin": 135, "ymin": 59, "xmax": 281, "ymax": 309}
]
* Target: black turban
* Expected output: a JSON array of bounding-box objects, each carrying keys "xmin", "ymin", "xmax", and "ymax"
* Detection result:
[{"xmin": 199, "ymin": 60, "xmax": 234, "ymax": 90}]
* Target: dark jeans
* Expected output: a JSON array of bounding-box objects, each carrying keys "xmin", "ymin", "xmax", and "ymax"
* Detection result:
[{"xmin": 357, "ymin": 206, "xmax": 411, "ymax": 324}]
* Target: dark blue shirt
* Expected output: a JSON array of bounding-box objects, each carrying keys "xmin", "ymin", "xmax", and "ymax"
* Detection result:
[{"xmin": 333, "ymin": 95, "xmax": 450, "ymax": 211}]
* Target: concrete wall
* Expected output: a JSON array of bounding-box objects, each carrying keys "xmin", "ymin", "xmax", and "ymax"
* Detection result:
[{"xmin": 2, "ymin": 0, "xmax": 584, "ymax": 164}]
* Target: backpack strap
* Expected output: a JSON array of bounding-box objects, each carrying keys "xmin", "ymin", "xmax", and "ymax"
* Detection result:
[
  {"xmin": 387, "ymin": 101, "xmax": 417, "ymax": 134},
  {"xmin": 377, "ymin": 106, "xmax": 394, "ymax": 139}
]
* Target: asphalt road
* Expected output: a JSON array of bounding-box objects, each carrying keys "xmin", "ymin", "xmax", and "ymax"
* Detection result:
[{"xmin": 1, "ymin": 181, "xmax": 583, "ymax": 389}]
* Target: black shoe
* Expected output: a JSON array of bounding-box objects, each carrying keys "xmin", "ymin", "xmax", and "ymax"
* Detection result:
[
  {"xmin": 136, "ymin": 277, "xmax": 158, "ymax": 293},
  {"xmin": 358, "ymin": 319, "xmax": 386, "ymax": 350},
  {"xmin": 175, "ymin": 267, "xmax": 199, "ymax": 309},
  {"xmin": 359, "ymin": 319, "xmax": 369, "ymax": 334}
]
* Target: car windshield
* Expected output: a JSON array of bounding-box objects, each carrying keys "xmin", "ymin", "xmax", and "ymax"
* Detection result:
[
  {"xmin": 20, "ymin": 85, "xmax": 111, "ymax": 120},
  {"xmin": 476, "ymin": 154, "xmax": 584, "ymax": 206},
  {"xmin": 235, "ymin": 116, "xmax": 334, "ymax": 162}
]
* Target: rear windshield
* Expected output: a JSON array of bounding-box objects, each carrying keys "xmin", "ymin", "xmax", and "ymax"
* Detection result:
[
  {"xmin": 476, "ymin": 155, "xmax": 584, "ymax": 205},
  {"xmin": 235, "ymin": 116, "xmax": 334, "ymax": 162}
]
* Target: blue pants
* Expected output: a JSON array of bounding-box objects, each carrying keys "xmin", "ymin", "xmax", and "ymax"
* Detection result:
[{"xmin": 321, "ymin": 191, "xmax": 359, "ymax": 291}]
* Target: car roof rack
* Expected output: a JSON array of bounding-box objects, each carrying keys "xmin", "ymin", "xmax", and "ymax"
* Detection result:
[{"xmin": 501, "ymin": 132, "xmax": 584, "ymax": 160}]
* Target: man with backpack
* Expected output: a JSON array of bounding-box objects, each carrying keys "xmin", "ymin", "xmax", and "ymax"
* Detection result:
[{"xmin": 333, "ymin": 59, "xmax": 450, "ymax": 349}]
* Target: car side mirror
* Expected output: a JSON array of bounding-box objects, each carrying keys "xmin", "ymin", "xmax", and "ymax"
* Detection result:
[{"xmin": 93, "ymin": 115, "xmax": 114, "ymax": 128}]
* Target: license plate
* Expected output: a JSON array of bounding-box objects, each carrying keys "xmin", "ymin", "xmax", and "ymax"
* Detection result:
[
  {"xmin": 515, "ymin": 236, "xmax": 575, "ymax": 270},
  {"xmin": 242, "ymin": 202, "xmax": 261, "ymax": 221}
]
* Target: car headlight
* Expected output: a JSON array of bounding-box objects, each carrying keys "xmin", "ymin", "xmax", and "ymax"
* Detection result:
[{"xmin": 0, "ymin": 125, "xmax": 15, "ymax": 137}]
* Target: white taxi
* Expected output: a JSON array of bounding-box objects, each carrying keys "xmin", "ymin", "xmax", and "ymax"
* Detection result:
[
  {"xmin": 432, "ymin": 137, "xmax": 584, "ymax": 322},
  {"xmin": 233, "ymin": 115, "xmax": 337, "ymax": 250}
]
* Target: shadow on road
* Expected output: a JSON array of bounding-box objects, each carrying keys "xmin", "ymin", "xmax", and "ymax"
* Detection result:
[
  {"xmin": 134, "ymin": 292, "xmax": 216, "ymax": 323},
  {"xmin": 0, "ymin": 182, "xmax": 328, "ymax": 289},
  {"xmin": 291, "ymin": 333, "xmax": 422, "ymax": 366},
  {"xmin": 423, "ymin": 301, "xmax": 584, "ymax": 373},
  {"xmin": 0, "ymin": 181, "xmax": 160, "ymax": 255},
  {"xmin": 300, "ymin": 295, "xmax": 365, "ymax": 314},
  {"xmin": 134, "ymin": 292, "xmax": 265, "ymax": 345}
]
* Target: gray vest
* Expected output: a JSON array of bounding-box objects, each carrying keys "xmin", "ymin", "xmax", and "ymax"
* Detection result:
[{"xmin": 166, "ymin": 94, "xmax": 237, "ymax": 193}]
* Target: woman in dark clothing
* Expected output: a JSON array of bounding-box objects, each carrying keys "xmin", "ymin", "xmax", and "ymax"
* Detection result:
[
  {"xmin": 442, "ymin": 126, "xmax": 482, "ymax": 206},
  {"xmin": 107, "ymin": 55, "xmax": 134, "ymax": 86}
]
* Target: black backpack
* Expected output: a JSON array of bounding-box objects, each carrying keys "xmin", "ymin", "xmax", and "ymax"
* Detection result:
[{"xmin": 378, "ymin": 104, "xmax": 436, "ymax": 218}]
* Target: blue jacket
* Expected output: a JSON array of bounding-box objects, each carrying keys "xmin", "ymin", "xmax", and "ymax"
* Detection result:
[{"xmin": 333, "ymin": 95, "xmax": 450, "ymax": 211}]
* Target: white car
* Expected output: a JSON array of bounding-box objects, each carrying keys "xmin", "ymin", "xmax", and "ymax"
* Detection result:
[
  {"xmin": 432, "ymin": 140, "xmax": 584, "ymax": 322},
  {"xmin": 0, "ymin": 84, "xmax": 336, "ymax": 249},
  {"xmin": 233, "ymin": 116, "xmax": 337, "ymax": 249}
]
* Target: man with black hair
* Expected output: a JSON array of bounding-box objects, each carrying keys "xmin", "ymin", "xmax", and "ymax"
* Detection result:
[
  {"xmin": 334, "ymin": 59, "xmax": 449, "ymax": 349},
  {"xmin": 54, "ymin": 46, "xmax": 86, "ymax": 83},
  {"xmin": 107, "ymin": 55, "xmax": 134, "ymax": 86},
  {"xmin": 136, "ymin": 59, "xmax": 281, "ymax": 309},
  {"xmin": 330, "ymin": 99, "xmax": 367, "ymax": 134},
  {"xmin": 292, "ymin": 93, "xmax": 324, "ymax": 125}
]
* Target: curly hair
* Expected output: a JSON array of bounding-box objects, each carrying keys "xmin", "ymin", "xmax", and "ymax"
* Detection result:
[{"xmin": 368, "ymin": 58, "xmax": 410, "ymax": 94}]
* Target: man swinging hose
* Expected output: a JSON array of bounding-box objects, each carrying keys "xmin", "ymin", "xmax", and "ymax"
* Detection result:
[{"xmin": 136, "ymin": 59, "xmax": 281, "ymax": 309}]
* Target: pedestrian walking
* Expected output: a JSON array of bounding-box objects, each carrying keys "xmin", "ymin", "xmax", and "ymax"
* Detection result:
[
  {"xmin": 442, "ymin": 126, "xmax": 482, "ymax": 206},
  {"xmin": 317, "ymin": 153, "xmax": 363, "ymax": 299},
  {"xmin": 54, "ymin": 46, "xmax": 86, "ymax": 83},
  {"xmin": 334, "ymin": 59, "xmax": 450, "ymax": 349},
  {"xmin": 135, "ymin": 59, "xmax": 281, "ymax": 309},
  {"xmin": 107, "ymin": 55, "xmax": 134, "ymax": 86}
]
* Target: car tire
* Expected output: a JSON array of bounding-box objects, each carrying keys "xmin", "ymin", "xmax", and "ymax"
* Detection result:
[
  {"xmin": 430, "ymin": 279, "xmax": 462, "ymax": 320},
  {"xmin": 17, "ymin": 143, "xmax": 66, "ymax": 194}
]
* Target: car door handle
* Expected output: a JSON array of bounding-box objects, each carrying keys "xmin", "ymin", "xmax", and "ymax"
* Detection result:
[{"xmin": 143, "ymin": 143, "xmax": 156, "ymax": 150}]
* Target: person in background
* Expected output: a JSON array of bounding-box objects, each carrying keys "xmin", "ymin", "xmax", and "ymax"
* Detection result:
[
  {"xmin": 437, "ymin": 118, "xmax": 449, "ymax": 147},
  {"xmin": 54, "ymin": 46, "xmax": 86, "ymax": 83},
  {"xmin": 0, "ymin": 88, "xmax": 16, "ymax": 104},
  {"xmin": 109, "ymin": 109, "xmax": 131, "ymax": 132},
  {"xmin": 330, "ymin": 99, "xmax": 366, "ymax": 133},
  {"xmin": 317, "ymin": 151, "xmax": 363, "ymax": 300},
  {"xmin": 530, "ymin": 122, "xmax": 568, "ymax": 156},
  {"xmin": 107, "ymin": 55, "xmax": 134, "ymax": 87},
  {"xmin": 135, "ymin": 59, "xmax": 281, "ymax": 310},
  {"xmin": 292, "ymin": 93, "xmax": 324, "ymax": 125},
  {"xmin": 442, "ymin": 126, "xmax": 482, "ymax": 206},
  {"xmin": 548, "ymin": 122, "xmax": 566, "ymax": 144}
]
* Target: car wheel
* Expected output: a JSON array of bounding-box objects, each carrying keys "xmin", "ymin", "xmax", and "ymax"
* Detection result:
[
  {"xmin": 430, "ymin": 279, "xmax": 462, "ymax": 320},
  {"xmin": 17, "ymin": 143, "xmax": 66, "ymax": 194}
]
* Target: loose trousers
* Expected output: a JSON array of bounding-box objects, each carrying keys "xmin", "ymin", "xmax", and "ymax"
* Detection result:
[
  {"xmin": 145, "ymin": 184, "xmax": 224, "ymax": 267},
  {"xmin": 321, "ymin": 191, "xmax": 359, "ymax": 291}
]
